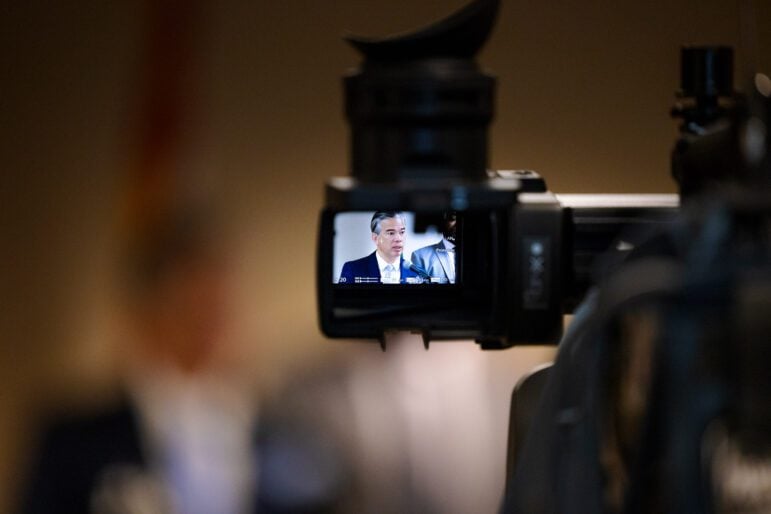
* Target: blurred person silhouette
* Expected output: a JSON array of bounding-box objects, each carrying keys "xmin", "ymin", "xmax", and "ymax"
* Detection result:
[
  {"xmin": 17, "ymin": 205, "xmax": 356, "ymax": 514},
  {"xmin": 18, "ymin": 206, "xmax": 247, "ymax": 513},
  {"xmin": 17, "ymin": 0, "xmax": 356, "ymax": 511}
]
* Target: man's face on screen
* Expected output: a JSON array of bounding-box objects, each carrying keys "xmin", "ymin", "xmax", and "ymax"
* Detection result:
[{"xmin": 372, "ymin": 217, "xmax": 406, "ymax": 263}]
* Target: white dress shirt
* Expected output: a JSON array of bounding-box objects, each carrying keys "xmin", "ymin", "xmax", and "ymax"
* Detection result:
[
  {"xmin": 375, "ymin": 251, "xmax": 401, "ymax": 284},
  {"xmin": 127, "ymin": 366, "xmax": 257, "ymax": 514}
]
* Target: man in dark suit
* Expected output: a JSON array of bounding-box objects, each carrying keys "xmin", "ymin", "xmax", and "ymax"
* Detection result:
[
  {"xmin": 338, "ymin": 211, "xmax": 427, "ymax": 284},
  {"xmin": 410, "ymin": 211, "xmax": 457, "ymax": 284}
]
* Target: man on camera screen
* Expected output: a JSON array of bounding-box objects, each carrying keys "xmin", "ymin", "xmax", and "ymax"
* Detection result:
[{"xmin": 338, "ymin": 211, "xmax": 426, "ymax": 284}]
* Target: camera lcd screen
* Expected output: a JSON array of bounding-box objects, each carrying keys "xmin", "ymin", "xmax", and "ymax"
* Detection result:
[{"xmin": 333, "ymin": 211, "xmax": 458, "ymax": 285}]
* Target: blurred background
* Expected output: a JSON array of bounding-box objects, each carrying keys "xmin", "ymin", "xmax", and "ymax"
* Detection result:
[{"xmin": 2, "ymin": 0, "xmax": 770, "ymax": 512}]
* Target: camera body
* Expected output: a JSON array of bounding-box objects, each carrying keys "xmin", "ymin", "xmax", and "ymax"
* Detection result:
[
  {"xmin": 317, "ymin": 0, "xmax": 677, "ymax": 349},
  {"xmin": 318, "ymin": 174, "xmax": 677, "ymax": 349}
]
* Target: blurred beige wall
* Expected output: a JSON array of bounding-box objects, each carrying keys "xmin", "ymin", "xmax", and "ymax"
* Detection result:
[{"xmin": 2, "ymin": 0, "xmax": 769, "ymax": 511}]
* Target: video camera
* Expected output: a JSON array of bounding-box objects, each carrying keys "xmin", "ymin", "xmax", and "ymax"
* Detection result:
[{"xmin": 317, "ymin": 0, "xmax": 685, "ymax": 349}]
